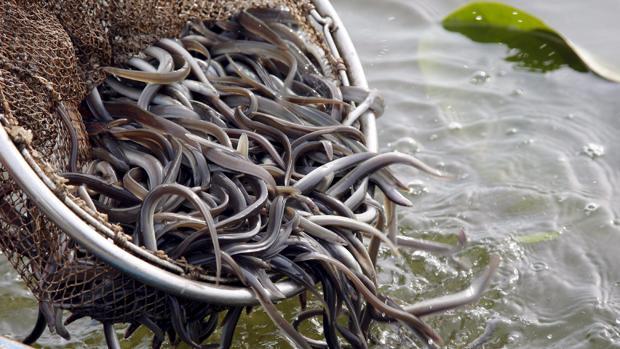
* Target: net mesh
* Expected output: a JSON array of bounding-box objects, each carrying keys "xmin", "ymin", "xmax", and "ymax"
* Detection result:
[{"xmin": 0, "ymin": 0, "xmax": 320, "ymax": 327}]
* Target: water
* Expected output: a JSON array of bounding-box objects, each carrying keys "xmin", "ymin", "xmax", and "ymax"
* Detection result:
[
  {"xmin": 333, "ymin": 1, "xmax": 620, "ymax": 348},
  {"xmin": 2, "ymin": 1, "xmax": 620, "ymax": 348}
]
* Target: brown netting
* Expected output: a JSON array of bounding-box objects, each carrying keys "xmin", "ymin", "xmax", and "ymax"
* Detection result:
[{"xmin": 0, "ymin": 0, "xmax": 321, "ymax": 330}]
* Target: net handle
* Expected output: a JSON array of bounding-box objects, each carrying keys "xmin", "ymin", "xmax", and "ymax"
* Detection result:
[{"xmin": 0, "ymin": 0, "xmax": 378, "ymax": 306}]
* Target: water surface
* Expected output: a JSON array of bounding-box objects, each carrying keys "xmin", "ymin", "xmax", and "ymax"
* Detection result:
[
  {"xmin": 1, "ymin": 1, "xmax": 619, "ymax": 348},
  {"xmin": 334, "ymin": 0, "xmax": 620, "ymax": 348}
]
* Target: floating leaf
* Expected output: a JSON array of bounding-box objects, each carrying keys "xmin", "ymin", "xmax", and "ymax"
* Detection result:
[
  {"xmin": 442, "ymin": 2, "xmax": 620, "ymax": 82},
  {"xmin": 514, "ymin": 231, "xmax": 561, "ymax": 244}
]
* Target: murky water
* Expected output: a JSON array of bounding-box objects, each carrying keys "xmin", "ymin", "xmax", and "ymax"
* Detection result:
[{"xmin": 2, "ymin": 1, "xmax": 620, "ymax": 348}]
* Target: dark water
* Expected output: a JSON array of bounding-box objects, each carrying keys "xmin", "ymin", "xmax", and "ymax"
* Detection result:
[{"xmin": 2, "ymin": 1, "xmax": 619, "ymax": 348}]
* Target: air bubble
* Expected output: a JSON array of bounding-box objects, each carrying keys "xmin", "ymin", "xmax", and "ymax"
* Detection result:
[
  {"xmin": 507, "ymin": 332, "xmax": 521, "ymax": 343},
  {"xmin": 531, "ymin": 262, "xmax": 548, "ymax": 272},
  {"xmin": 407, "ymin": 182, "xmax": 428, "ymax": 196},
  {"xmin": 388, "ymin": 137, "xmax": 420, "ymax": 154},
  {"xmin": 448, "ymin": 122, "xmax": 463, "ymax": 131},
  {"xmin": 506, "ymin": 127, "xmax": 518, "ymax": 135},
  {"xmin": 582, "ymin": 143, "xmax": 605, "ymax": 159},
  {"xmin": 470, "ymin": 70, "xmax": 490, "ymax": 85},
  {"xmin": 584, "ymin": 203, "xmax": 599, "ymax": 216},
  {"xmin": 521, "ymin": 138, "xmax": 534, "ymax": 145}
]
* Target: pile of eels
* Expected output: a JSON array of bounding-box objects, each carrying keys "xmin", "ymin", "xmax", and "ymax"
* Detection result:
[{"xmin": 32, "ymin": 8, "xmax": 499, "ymax": 349}]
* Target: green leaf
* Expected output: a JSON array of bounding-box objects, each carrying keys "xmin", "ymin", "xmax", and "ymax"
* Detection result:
[
  {"xmin": 514, "ymin": 231, "xmax": 561, "ymax": 244},
  {"xmin": 442, "ymin": 2, "xmax": 620, "ymax": 82}
]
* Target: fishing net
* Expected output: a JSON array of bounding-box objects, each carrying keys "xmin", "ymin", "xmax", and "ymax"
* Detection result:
[{"xmin": 0, "ymin": 0, "xmax": 321, "ymax": 333}]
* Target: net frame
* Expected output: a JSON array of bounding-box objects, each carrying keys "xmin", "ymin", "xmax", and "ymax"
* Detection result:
[{"xmin": 0, "ymin": 0, "xmax": 378, "ymax": 308}]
